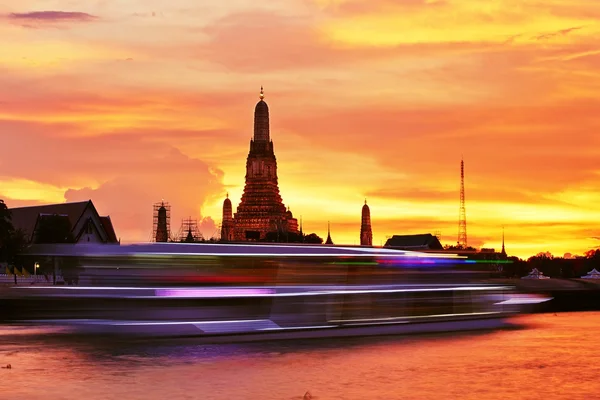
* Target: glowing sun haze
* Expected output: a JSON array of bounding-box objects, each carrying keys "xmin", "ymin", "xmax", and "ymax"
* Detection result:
[{"xmin": 1, "ymin": 0, "xmax": 600, "ymax": 258}]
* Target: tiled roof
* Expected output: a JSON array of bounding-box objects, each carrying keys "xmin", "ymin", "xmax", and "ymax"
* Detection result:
[
  {"xmin": 9, "ymin": 201, "xmax": 90, "ymax": 242},
  {"xmin": 99, "ymin": 216, "xmax": 118, "ymax": 243},
  {"xmin": 384, "ymin": 233, "xmax": 443, "ymax": 250}
]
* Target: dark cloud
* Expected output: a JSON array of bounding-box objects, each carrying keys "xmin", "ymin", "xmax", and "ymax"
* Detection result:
[
  {"xmin": 8, "ymin": 11, "xmax": 98, "ymax": 22},
  {"xmin": 131, "ymin": 11, "xmax": 161, "ymax": 18},
  {"xmin": 7, "ymin": 11, "xmax": 98, "ymax": 28},
  {"xmin": 532, "ymin": 26, "xmax": 583, "ymax": 41}
]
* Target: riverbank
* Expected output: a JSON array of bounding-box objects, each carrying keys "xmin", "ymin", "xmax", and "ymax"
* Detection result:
[{"xmin": 485, "ymin": 278, "xmax": 600, "ymax": 313}]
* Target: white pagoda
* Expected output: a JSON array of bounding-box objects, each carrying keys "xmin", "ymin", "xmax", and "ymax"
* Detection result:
[
  {"xmin": 522, "ymin": 268, "xmax": 550, "ymax": 279},
  {"xmin": 581, "ymin": 269, "xmax": 600, "ymax": 279}
]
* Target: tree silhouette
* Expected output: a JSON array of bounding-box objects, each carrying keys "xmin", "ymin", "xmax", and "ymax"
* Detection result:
[
  {"xmin": 303, "ymin": 233, "xmax": 323, "ymax": 244},
  {"xmin": 0, "ymin": 200, "xmax": 13, "ymax": 262}
]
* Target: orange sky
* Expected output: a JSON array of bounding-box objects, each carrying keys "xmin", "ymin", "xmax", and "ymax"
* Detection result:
[{"xmin": 1, "ymin": 0, "xmax": 599, "ymax": 258}]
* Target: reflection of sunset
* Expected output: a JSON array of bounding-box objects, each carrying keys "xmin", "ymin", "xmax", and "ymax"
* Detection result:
[{"xmin": 2, "ymin": 0, "xmax": 600, "ymax": 258}]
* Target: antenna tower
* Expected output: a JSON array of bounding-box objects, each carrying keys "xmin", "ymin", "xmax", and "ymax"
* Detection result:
[
  {"xmin": 458, "ymin": 159, "xmax": 467, "ymax": 247},
  {"xmin": 152, "ymin": 201, "xmax": 171, "ymax": 242}
]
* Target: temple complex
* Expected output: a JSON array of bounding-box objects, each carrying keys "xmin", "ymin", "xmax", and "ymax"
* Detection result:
[
  {"xmin": 360, "ymin": 200, "xmax": 373, "ymax": 246},
  {"xmin": 221, "ymin": 88, "xmax": 299, "ymax": 241}
]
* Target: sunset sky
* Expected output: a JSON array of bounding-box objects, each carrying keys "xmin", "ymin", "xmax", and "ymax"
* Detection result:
[{"xmin": 1, "ymin": 0, "xmax": 600, "ymax": 258}]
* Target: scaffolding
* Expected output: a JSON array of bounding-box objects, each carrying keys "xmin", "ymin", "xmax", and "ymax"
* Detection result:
[
  {"xmin": 151, "ymin": 201, "xmax": 171, "ymax": 242},
  {"xmin": 177, "ymin": 217, "xmax": 204, "ymax": 243}
]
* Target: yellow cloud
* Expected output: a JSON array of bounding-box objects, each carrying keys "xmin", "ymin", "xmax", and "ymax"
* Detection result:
[
  {"xmin": 0, "ymin": 179, "xmax": 67, "ymax": 203},
  {"xmin": 0, "ymin": 40, "xmax": 132, "ymax": 69},
  {"xmin": 319, "ymin": 1, "xmax": 596, "ymax": 47},
  {"xmin": 0, "ymin": 108, "xmax": 226, "ymax": 134}
]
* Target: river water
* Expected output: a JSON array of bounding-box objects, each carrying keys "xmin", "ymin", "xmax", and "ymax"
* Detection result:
[{"xmin": 0, "ymin": 312, "xmax": 597, "ymax": 400}]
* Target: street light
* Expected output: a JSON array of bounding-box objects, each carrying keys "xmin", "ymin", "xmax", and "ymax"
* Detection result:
[{"xmin": 34, "ymin": 262, "xmax": 39, "ymax": 278}]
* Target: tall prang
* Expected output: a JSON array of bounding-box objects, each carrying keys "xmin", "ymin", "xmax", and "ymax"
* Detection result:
[
  {"xmin": 360, "ymin": 200, "xmax": 372, "ymax": 246},
  {"xmin": 220, "ymin": 193, "xmax": 233, "ymax": 241},
  {"xmin": 224, "ymin": 87, "xmax": 298, "ymax": 241},
  {"xmin": 152, "ymin": 201, "xmax": 170, "ymax": 242}
]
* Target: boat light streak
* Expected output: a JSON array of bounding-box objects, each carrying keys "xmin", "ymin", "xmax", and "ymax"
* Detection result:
[{"xmin": 155, "ymin": 288, "xmax": 274, "ymax": 298}]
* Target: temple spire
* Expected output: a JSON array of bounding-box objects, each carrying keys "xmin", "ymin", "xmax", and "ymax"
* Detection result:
[
  {"xmin": 360, "ymin": 201, "xmax": 372, "ymax": 246},
  {"xmin": 501, "ymin": 226, "xmax": 506, "ymax": 255},
  {"xmin": 253, "ymin": 86, "xmax": 270, "ymax": 142},
  {"xmin": 325, "ymin": 221, "xmax": 334, "ymax": 245}
]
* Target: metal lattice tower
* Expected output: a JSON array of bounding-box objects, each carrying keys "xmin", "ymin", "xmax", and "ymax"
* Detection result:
[{"xmin": 458, "ymin": 159, "xmax": 467, "ymax": 247}]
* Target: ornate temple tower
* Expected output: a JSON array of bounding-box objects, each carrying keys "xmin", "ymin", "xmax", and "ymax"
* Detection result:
[
  {"xmin": 231, "ymin": 87, "xmax": 299, "ymax": 241},
  {"xmin": 360, "ymin": 200, "xmax": 372, "ymax": 246},
  {"xmin": 221, "ymin": 194, "xmax": 234, "ymax": 241},
  {"xmin": 153, "ymin": 201, "xmax": 170, "ymax": 242}
]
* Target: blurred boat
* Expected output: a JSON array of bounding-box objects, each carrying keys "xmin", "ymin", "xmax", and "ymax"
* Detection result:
[
  {"xmin": 1, "ymin": 284, "xmax": 549, "ymax": 341},
  {"xmin": 0, "ymin": 243, "xmax": 550, "ymax": 341}
]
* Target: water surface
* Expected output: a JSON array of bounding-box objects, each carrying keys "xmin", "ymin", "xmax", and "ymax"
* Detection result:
[{"xmin": 0, "ymin": 313, "xmax": 596, "ymax": 399}]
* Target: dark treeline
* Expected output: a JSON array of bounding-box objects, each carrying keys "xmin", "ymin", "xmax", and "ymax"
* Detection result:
[{"xmin": 501, "ymin": 250, "xmax": 600, "ymax": 279}]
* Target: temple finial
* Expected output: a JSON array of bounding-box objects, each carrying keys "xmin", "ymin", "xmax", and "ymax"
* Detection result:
[
  {"xmin": 365, "ymin": 198, "xmax": 367, "ymax": 205},
  {"xmin": 260, "ymin": 86, "xmax": 264, "ymax": 100},
  {"xmin": 226, "ymin": 192, "xmax": 229, "ymax": 199}
]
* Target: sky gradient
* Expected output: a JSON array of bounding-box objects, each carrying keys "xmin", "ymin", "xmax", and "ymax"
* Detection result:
[{"xmin": 1, "ymin": 0, "xmax": 600, "ymax": 258}]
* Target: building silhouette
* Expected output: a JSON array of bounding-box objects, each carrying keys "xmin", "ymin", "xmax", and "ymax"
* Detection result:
[
  {"xmin": 384, "ymin": 233, "xmax": 443, "ymax": 250},
  {"xmin": 360, "ymin": 200, "xmax": 372, "ymax": 246},
  {"xmin": 9, "ymin": 200, "xmax": 118, "ymax": 244},
  {"xmin": 222, "ymin": 87, "xmax": 299, "ymax": 241}
]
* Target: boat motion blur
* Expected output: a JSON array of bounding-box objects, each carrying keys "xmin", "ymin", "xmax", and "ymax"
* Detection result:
[{"xmin": 0, "ymin": 243, "xmax": 550, "ymax": 341}]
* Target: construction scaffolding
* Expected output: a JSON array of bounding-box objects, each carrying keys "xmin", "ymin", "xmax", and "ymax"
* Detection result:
[
  {"xmin": 152, "ymin": 201, "xmax": 171, "ymax": 242},
  {"xmin": 177, "ymin": 217, "xmax": 204, "ymax": 243}
]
